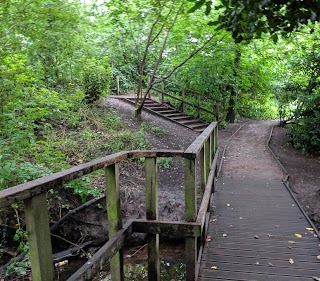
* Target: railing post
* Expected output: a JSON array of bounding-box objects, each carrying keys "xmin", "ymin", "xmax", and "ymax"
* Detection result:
[
  {"xmin": 106, "ymin": 163, "xmax": 124, "ymax": 281},
  {"xmin": 205, "ymin": 138, "xmax": 211, "ymax": 180},
  {"xmin": 185, "ymin": 157, "xmax": 197, "ymax": 281},
  {"xmin": 197, "ymin": 95, "xmax": 201, "ymax": 119},
  {"xmin": 214, "ymin": 126, "xmax": 218, "ymax": 154},
  {"xmin": 116, "ymin": 75, "xmax": 120, "ymax": 95},
  {"xmin": 181, "ymin": 88, "xmax": 185, "ymax": 113},
  {"xmin": 145, "ymin": 157, "xmax": 160, "ymax": 281},
  {"xmin": 148, "ymin": 75, "xmax": 152, "ymax": 99},
  {"xmin": 161, "ymin": 81, "xmax": 165, "ymax": 104},
  {"xmin": 200, "ymin": 147, "xmax": 206, "ymax": 197},
  {"xmin": 24, "ymin": 193, "xmax": 54, "ymax": 281}
]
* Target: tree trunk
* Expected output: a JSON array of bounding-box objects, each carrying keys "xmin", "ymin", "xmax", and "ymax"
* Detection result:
[{"xmin": 226, "ymin": 47, "xmax": 241, "ymax": 123}]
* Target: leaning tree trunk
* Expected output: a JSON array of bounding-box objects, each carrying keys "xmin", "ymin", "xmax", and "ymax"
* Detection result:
[{"xmin": 226, "ymin": 47, "xmax": 241, "ymax": 123}]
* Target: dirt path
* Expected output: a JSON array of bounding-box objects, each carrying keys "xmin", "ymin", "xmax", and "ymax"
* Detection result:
[
  {"xmin": 220, "ymin": 120, "xmax": 285, "ymax": 180},
  {"xmin": 106, "ymin": 98, "xmax": 320, "ymax": 231}
]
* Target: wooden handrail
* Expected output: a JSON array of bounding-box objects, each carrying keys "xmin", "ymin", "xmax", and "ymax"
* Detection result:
[
  {"xmin": 0, "ymin": 150, "xmax": 183, "ymax": 208},
  {"xmin": 0, "ymin": 122, "xmax": 219, "ymax": 281},
  {"xmin": 151, "ymin": 87, "xmax": 215, "ymax": 116}
]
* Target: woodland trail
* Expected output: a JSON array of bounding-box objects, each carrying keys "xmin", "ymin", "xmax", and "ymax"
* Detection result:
[{"xmin": 220, "ymin": 120, "xmax": 285, "ymax": 180}]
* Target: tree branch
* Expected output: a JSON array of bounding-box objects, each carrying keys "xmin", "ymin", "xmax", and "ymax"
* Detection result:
[{"xmin": 153, "ymin": 34, "xmax": 219, "ymax": 85}]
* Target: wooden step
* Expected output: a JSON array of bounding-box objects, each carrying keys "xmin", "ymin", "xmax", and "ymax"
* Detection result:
[{"xmin": 119, "ymin": 97, "xmax": 208, "ymax": 132}]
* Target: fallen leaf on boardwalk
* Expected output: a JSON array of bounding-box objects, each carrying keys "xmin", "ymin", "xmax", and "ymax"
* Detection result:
[
  {"xmin": 255, "ymin": 262, "xmax": 260, "ymax": 265},
  {"xmin": 317, "ymin": 255, "xmax": 320, "ymax": 260},
  {"xmin": 287, "ymin": 246, "xmax": 292, "ymax": 249},
  {"xmin": 239, "ymin": 217, "xmax": 243, "ymax": 220},
  {"xmin": 268, "ymin": 262, "xmax": 274, "ymax": 267},
  {"xmin": 223, "ymin": 234, "xmax": 228, "ymax": 237},
  {"xmin": 288, "ymin": 240, "xmax": 296, "ymax": 244},
  {"xmin": 206, "ymin": 236, "xmax": 212, "ymax": 242},
  {"xmin": 254, "ymin": 235, "xmax": 259, "ymax": 239},
  {"xmin": 312, "ymin": 277, "xmax": 320, "ymax": 281},
  {"xmin": 211, "ymin": 266, "xmax": 218, "ymax": 270},
  {"xmin": 227, "ymin": 204, "xmax": 230, "ymax": 207},
  {"xmin": 267, "ymin": 234, "xmax": 274, "ymax": 238},
  {"xmin": 289, "ymin": 258, "xmax": 294, "ymax": 264},
  {"xmin": 294, "ymin": 233, "xmax": 302, "ymax": 238},
  {"xmin": 306, "ymin": 227, "xmax": 314, "ymax": 231}
]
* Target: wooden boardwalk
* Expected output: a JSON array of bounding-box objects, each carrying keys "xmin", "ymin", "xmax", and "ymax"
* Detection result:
[{"xmin": 199, "ymin": 177, "xmax": 320, "ymax": 281}]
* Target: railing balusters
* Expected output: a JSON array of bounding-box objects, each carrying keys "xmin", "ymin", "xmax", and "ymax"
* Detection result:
[
  {"xmin": 105, "ymin": 163, "xmax": 124, "ymax": 281},
  {"xmin": 145, "ymin": 157, "xmax": 160, "ymax": 281},
  {"xmin": 2, "ymin": 123, "xmax": 219, "ymax": 281},
  {"xmin": 205, "ymin": 139, "xmax": 211, "ymax": 182},
  {"xmin": 185, "ymin": 158, "xmax": 197, "ymax": 281},
  {"xmin": 24, "ymin": 193, "xmax": 54, "ymax": 281}
]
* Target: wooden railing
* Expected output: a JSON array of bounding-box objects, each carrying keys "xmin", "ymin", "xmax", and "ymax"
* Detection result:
[
  {"xmin": 151, "ymin": 79, "xmax": 217, "ymax": 121},
  {"xmin": 0, "ymin": 122, "xmax": 219, "ymax": 281}
]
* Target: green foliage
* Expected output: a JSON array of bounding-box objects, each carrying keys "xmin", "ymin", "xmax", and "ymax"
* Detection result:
[
  {"xmin": 81, "ymin": 57, "xmax": 112, "ymax": 103},
  {"xmin": 188, "ymin": 0, "xmax": 320, "ymax": 43},
  {"xmin": 157, "ymin": 157, "xmax": 173, "ymax": 169},
  {"xmin": 65, "ymin": 176, "xmax": 102, "ymax": 203},
  {"xmin": 287, "ymin": 90, "xmax": 320, "ymax": 155}
]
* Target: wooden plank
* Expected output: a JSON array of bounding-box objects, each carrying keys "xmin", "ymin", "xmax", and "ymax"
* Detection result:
[
  {"xmin": 204, "ymin": 139, "xmax": 210, "ymax": 183},
  {"xmin": 184, "ymin": 122, "xmax": 218, "ymax": 159},
  {"xmin": 214, "ymin": 126, "xmax": 218, "ymax": 153},
  {"xmin": 145, "ymin": 157, "xmax": 160, "ymax": 281},
  {"xmin": 152, "ymin": 87, "xmax": 215, "ymax": 116},
  {"xmin": 0, "ymin": 151, "xmax": 128, "ymax": 208},
  {"xmin": 0, "ymin": 150, "xmax": 183, "ymax": 208},
  {"xmin": 67, "ymin": 221, "xmax": 133, "ymax": 281},
  {"xmin": 185, "ymin": 157, "xmax": 197, "ymax": 281},
  {"xmin": 132, "ymin": 220, "xmax": 201, "ymax": 237},
  {"xmin": 200, "ymin": 147, "xmax": 206, "ymax": 196},
  {"xmin": 24, "ymin": 193, "xmax": 54, "ymax": 281},
  {"xmin": 106, "ymin": 163, "xmax": 123, "ymax": 281}
]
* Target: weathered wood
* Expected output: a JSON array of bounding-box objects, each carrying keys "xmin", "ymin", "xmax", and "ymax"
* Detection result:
[
  {"xmin": 132, "ymin": 220, "xmax": 201, "ymax": 237},
  {"xmin": 214, "ymin": 126, "xmax": 218, "ymax": 153},
  {"xmin": 67, "ymin": 221, "xmax": 133, "ymax": 281},
  {"xmin": 197, "ymin": 95, "xmax": 201, "ymax": 119},
  {"xmin": 204, "ymin": 139, "xmax": 210, "ymax": 182},
  {"xmin": 128, "ymin": 149, "xmax": 183, "ymax": 159},
  {"xmin": 152, "ymin": 88, "xmax": 215, "ymax": 116},
  {"xmin": 0, "ymin": 151, "xmax": 128, "ymax": 208},
  {"xmin": 145, "ymin": 157, "xmax": 160, "ymax": 281},
  {"xmin": 196, "ymin": 152, "xmax": 219, "ymax": 228},
  {"xmin": 200, "ymin": 147, "xmax": 206, "ymax": 197},
  {"xmin": 0, "ymin": 150, "xmax": 183, "ymax": 209},
  {"xmin": 186, "ymin": 237, "xmax": 197, "ymax": 281},
  {"xmin": 105, "ymin": 163, "xmax": 123, "ymax": 281},
  {"xmin": 116, "ymin": 75, "xmax": 120, "ymax": 95},
  {"xmin": 181, "ymin": 88, "xmax": 185, "ymax": 112},
  {"xmin": 161, "ymin": 81, "xmax": 165, "ymax": 104},
  {"xmin": 184, "ymin": 122, "xmax": 218, "ymax": 159},
  {"xmin": 185, "ymin": 157, "xmax": 197, "ymax": 281},
  {"xmin": 209, "ymin": 134, "xmax": 213, "ymax": 166},
  {"xmin": 24, "ymin": 193, "xmax": 54, "ymax": 281}
]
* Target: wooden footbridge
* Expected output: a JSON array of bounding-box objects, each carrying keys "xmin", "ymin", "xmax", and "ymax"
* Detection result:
[{"xmin": 0, "ymin": 121, "xmax": 319, "ymax": 281}]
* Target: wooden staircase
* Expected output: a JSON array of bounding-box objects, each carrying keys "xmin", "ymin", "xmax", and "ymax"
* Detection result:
[{"xmin": 122, "ymin": 97, "xmax": 208, "ymax": 132}]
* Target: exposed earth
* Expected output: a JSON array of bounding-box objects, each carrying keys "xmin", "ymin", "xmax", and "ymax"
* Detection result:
[
  {"xmin": 1, "ymin": 96, "xmax": 320, "ymax": 280},
  {"xmin": 106, "ymin": 97, "xmax": 320, "ymax": 232}
]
